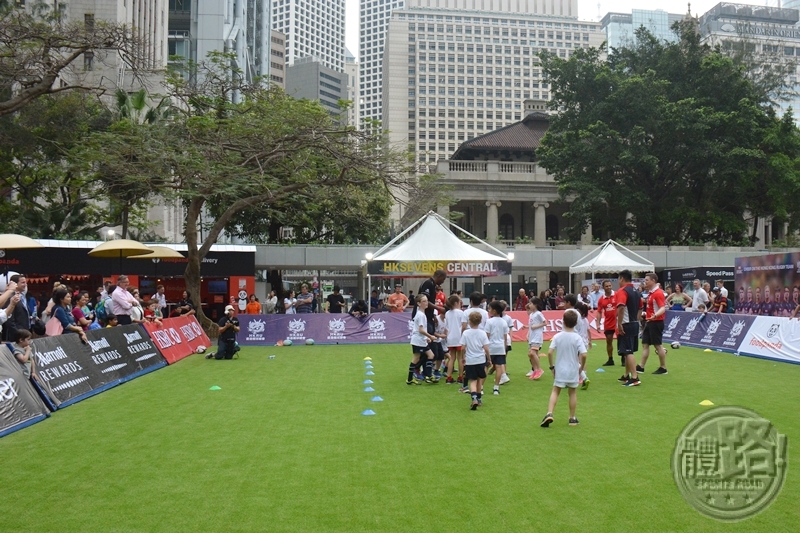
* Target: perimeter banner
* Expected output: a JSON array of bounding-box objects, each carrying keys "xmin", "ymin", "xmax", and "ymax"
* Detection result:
[
  {"xmin": 32, "ymin": 325, "xmax": 167, "ymax": 408},
  {"xmin": 506, "ymin": 311, "xmax": 608, "ymax": 343},
  {"xmin": 142, "ymin": 315, "xmax": 211, "ymax": 364},
  {"xmin": 734, "ymin": 252, "xmax": 800, "ymax": 315},
  {"xmin": 738, "ymin": 316, "xmax": 800, "ymax": 363},
  {"xmin": 0, "ymin": 347, "xmax": 49, "ymax": 438},
  {"xmin": 661, "ymin": 311, "xmax": 755, "ymax": 352},
  {"xmin": 367, "ymin": 260, "xmax": 512, "ymax": 277}
]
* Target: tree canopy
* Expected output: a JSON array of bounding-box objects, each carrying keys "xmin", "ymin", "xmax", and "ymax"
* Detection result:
[{"xmin": 537, "ymin": 21, "xmax": 800, "ymax": 245}]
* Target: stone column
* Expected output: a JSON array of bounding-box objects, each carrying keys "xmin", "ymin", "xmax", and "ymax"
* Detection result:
[
  {"xmin": 534, "ymin": 202, "xmax": 549, "ymax": 247},
  {"xmin": 486, "ymin": 201, "xmax": 501, "ymax": 244},
  {"xmin": 755, "ymin": 217, "xmax": 765, "ymax": 247},
  {"xmin": 437, "ymin": 204, "xmax": 450, "ymax": 218},
  {"xmin": 581, "ymin": 221, "xmax": 593, "ymax": 245},
  {"xmin": 765, "ymin": 218, "xmax": 772, "ymax": 246}
]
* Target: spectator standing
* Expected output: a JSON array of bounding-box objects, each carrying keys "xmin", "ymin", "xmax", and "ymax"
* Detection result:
[
  {"xmin": 111, "ymin": 276, "xmax": 137, "ymax": 325},
  {"xmin": 152, "ymin": 285, "xmax": 167, "ymax": 317},
  {"xmin": 514, "ymin": 288, "xmax": 528, "ymax": 311},
  {"xmin": 589, "ymin": 282, "xmax": 601, "ymax": 310},
  {"xmin": 245, "ymin": 294, "xmax": 262, "ymax": 314},
  {"xmin": 369, "ymin": 290, "xmax": 383, "ymax": 313},
  {"xmin": 691, "ymin": 279, "xmax": 709, "ymax": 313},
  {"xmin": 295, "ymin": 284, "xmax": 313, "ymax": 314},
  {"xmin": 264, "ymin": 290, "xmax": 278, "ymax": 314},
  {"xmin": 711, "ymin": 287, "xmax": 728, "ymax": 314},
  {"xmin": 387, "ymin": 285, "xmax": 409, "ymax": 312},
  {"xmin": 3, "ymin": 275, "xmax": 30, "ymax": 342},
  {"xmin": 52, "ymin": 289, "xmax": 87, "ymax": 342},
  {"xmin": 326, "ymin": 286, "xmax": 346, "ymax": 313},
  {"xmin": 284, "ymin": 290, "xmax": 297, "ymax": 314}
]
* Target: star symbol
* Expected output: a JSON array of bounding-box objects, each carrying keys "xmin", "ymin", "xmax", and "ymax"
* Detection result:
[
  {"xmin": 726, "ymin": 495, "xmax": 735, "ymax": 506},
  {"xmin": 743, "ymin": 494, "xmax": 753, "ymax": 504},
  {"xmin": 706, "ymin": 494, "xmax": 716, "ymax": 505}
]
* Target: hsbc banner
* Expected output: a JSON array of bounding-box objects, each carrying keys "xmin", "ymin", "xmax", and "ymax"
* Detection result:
[
  {"xmin": 506, "ymin": 311, "xmax": 607, "ymax": 342},
  {"xmin": 237, "ymin": 313, "xmax": 416, "ymax": 345},
  {"xmin": 661, "ymin": 311, "xmax": 755, "ymax": 352},
  {"xmin": 142, "ymin": 315, "xmax": 211, "ymax": 364},
  {"xmin": 738, "ymin": 316, "xmax": 800, "ymax": 363},
  {"xmin": 0, "ymin": 347, "xmax": 49, "ymax": 438},
  {"xmin": 32, "ymin": 325, "xmax": 167, "ymax": 408}
]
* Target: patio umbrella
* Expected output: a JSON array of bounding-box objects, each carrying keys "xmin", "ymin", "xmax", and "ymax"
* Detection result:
[
  {"xmin": 128, "ymin": 246, "xmax": 185, "ymax": 278},
  {"xmin": 88, "ymin": 239, "xmax": 154, "ymax": 274},
  {"xmin": 0, "ymin": 234, "xmax": 44, "ymax": 250}
]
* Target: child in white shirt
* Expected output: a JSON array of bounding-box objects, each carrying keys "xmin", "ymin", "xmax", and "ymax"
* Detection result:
[
  {"xmin": 444, "ymin": 294, "xmax": 466, "ymax": 385},
  {"xmin": 407, "ymin": 295, "xmax": 438, "ymax": 385},
  {"xmin": 485, "ymin": 301, "xmax": 510, "ymax": 395},
  {"xmin": 541, "ymin": 309, "xmax": 587, "ymax": 427},
  {"xmin": 460, "ymin": 311, "xmax": 490, "ymax": 410},
  {"xmin": 527, "ymin": 299, "xmax": 546, "ymax": 380}
]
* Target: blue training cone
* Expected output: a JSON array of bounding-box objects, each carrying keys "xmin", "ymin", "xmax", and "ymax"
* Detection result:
[
  {"xmin": 365, "ymin": 365, "xmax": 374, "ymax": 369},
  {"xmin": 362, "ymin": 409, "xmax": 376, "ymax": 416},
  {"xmin": 363, "ymin": 379, "xmax": 374, "ymax": 384},
  {"xmin": 366, "ymin": 371, "xmax": 375, "ymax": 376},
  {"xmin": 371, "ymin": 396, "xmax": 383, "ymax": 402},
  {"xmin": 364, "ymin": 387, "xmax": 375, "ymax": 392},
  {"xmin": 595, "ymin": 368, "xmax": 605, "ymax": 373}
]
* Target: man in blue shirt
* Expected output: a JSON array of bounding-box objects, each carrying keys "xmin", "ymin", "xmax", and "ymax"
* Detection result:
[{"xmin": 295, "ymin": 284, "xmax": 314, "ymax": 313}]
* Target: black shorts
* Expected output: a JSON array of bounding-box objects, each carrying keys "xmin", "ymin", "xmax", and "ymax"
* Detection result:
[
  {"xmin": 491, "ymin": 354, "xmax": 507, "ymax": 366},
  {"xmin": 604, "ymin": 330, "xmax": 616, "ymax": 337},
  {"xmin": 432, "ymin": 342, "xmax": 445, "ymax": 361},
  {"xmin": 411, "ymin": 345, "xmax": 430, "ymax": 355},
  {"xmin": 506, "ymin": 344, "xmax": 512, "ymax": 353},
  {"xmin": 464, "ymin": 363, "xmax": 487, "ymax": 381},
  {"xmin": 617, "ymin": 322, "xmax": 639, "ymax": 355},
  {"xmin": 642, "ymin": 320, "xmax": 664, "ymax": 346}
]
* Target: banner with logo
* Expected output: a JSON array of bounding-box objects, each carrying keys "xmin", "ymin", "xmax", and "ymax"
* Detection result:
[
  {"xmin": 32, "ymin": 325, "xmax": 167, "ymax": 408},
  {"xmin": 142, "ymin": 315, "xmax": 211, "ymax": 364},
  {"xmin": 734, "ymin": 252, "xmax": 800, "ymax": 316},
  {"xmin": 738, "ymin": 316, "xmax": 800, "ymax": 363},
  {"xmin": 368, "ymin": 260, "xmax": 512, "ymax": 277},
  {"xmin": 506, "ymin": 311, "xmax": 607, "ymax": 343},
  {"xmin": 661, "ymin": 311, "xmax": 755, "ymax": 352},
  {"xmin": 0, "ymin": 347, "xmax": 50, "ymax": 438},
  {"xmin": 237, "ymin": 314, "xmax": 415, "ymax": 345}
]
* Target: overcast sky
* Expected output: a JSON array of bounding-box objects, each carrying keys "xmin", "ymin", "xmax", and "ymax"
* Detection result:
[{"xmin": 343, "ymin": 0, "xmax": 766, "ymax": 59}]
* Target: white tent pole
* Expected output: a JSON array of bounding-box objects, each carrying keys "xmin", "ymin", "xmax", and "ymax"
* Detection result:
[
  {"xmin": 508, "ymin": 274, "xmax": 512, "ymax": 305},
  {"xmin": 371, "ymin": 211, "xmax": 433, "ymax": 258},
  {"xmin": 367, "ymin": 274, "xmax": 371, "ymax": 314}
]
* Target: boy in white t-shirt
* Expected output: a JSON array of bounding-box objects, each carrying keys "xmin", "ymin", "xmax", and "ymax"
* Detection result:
[
  {"xmin": 564, "ymin": 297, "xmax": 590, "ymax": 389},
  {"xmin": 485, "ymin": 301, "xmax": 510, "ymax": 395},
  {"xmin": 407, "ymin": 295, "xmax": 439, "ymax": 385},
  {"xmin": 526, "ymin": 298, "xmax": 546, "ymax": 380},
  {"xmin": 444, "ymin": 294, "xmax": 467, "ymax": 384},
  {"xmin": 460, "ymin": 311, "xmax": 490, "ymax": 410},
  {"xmin": 499, "ymin": 300, "xmax": 514, "ymax": 385},
  {"xmin": 461, "ymin": 292, "xmax": 489, "ymax": 391},
  {"xmin": 541, "ymin": 309, "xmax": 587, "ymax": 427},
  {"xmin": 432, "ymin": 310, "xmax": 448, "ymax": 379}
]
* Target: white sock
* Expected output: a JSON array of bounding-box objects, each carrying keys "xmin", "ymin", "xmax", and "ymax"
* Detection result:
[{"xmin": 580, "ymin": 370, "xmax": 587, "ymax": 381}]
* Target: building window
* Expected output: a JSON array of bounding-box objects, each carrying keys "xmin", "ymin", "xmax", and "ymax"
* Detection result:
[{"xmin": 499, "ymin": 214, "xmax": 514, "ymax": 240}]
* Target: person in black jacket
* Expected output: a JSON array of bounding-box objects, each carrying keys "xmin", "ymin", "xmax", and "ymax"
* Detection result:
[{"xmin": 3, "ymin": 274, "xmax": 31, "ymax": 342}]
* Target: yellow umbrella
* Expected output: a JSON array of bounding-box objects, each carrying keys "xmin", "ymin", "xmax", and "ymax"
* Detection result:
[
  {"xmin": 126, "ymin": 246, "xmax": 185, "ymax": 260},
  {"xmin": 0, "ymin": 234, "xmax": 44, "ymax": 249},
  {"xmin": 88, "ymin": 239, "xmax": 154, "ymax": 258}
]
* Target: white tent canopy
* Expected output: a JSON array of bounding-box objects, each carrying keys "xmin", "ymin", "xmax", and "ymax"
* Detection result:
[
  {"xmin": 569, "ymin": 240, "xmax": 654, "ymax": 275},
  {"xmin": 372, "ymin": 212, "xmax": 507, "ymax": 262}
]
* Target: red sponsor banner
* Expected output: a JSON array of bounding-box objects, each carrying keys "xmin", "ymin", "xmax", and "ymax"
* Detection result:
[
  {"xmin": 142, "ymin": 315, "xmax": 212, "ymax": 364},
  {"xmin": 505, "ymin": 311, "xmax": 610, "ymax": 343}
]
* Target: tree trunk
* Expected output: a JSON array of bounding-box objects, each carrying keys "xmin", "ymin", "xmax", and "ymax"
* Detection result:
[
  {"xmin": 184, "ymin": 197, "xmax": 217, "ymax": 336},
  {"xmin": 121, "ymin": 206, "xmax": 129, "ymax": 239}
]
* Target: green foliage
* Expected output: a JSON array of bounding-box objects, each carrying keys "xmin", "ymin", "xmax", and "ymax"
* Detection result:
[{"xmin": 538, "ymin": 22, "xmax": 800, "ymax": 245}]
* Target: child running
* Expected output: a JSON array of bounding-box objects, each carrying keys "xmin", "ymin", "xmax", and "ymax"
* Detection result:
[
  {"xmin": 485, "ymin": 301, "xmax": 510, "ymax": 395},
  {"xmin": 526, "ymin": 299, "xmax": 546, "ymax": 380},
  {"xmin": 407, "ymin": 295, "xmax": 439, "ymax": 385},
  {"xmin": 575, "ymin": 302, "xmax": 591, "ymax": 390},
  {"xmin": 541, "ymin": 309, "xmax": 587, "ymax": 427},
  {"xmin": 564, "ymin": 296, "xmax": 590, "ymax": 389},
  {"xmin": 460, "ymin": 292, "xmax": 489, "ymax": 392},
  {"xmin": 460, "ymin": 311, "xmax": 490, "ymax": 410},
  {"xmin": 444, "ymin": 294, "xmax": 466, "ymax": 384}
]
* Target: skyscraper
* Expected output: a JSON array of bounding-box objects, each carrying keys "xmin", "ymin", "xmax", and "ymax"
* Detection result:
[
  {"xmin": 600, "ymin": 9, "xmax": 685, "ymax": 51},
  {"xmin": 271, "ymin": 0, "xmax": 346, "ymax": 72}
]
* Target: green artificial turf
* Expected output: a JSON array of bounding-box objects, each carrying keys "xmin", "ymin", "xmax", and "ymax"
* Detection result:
[{"xmin": 0, "ymin": 342, "xmax": 798, "ymax": 532}]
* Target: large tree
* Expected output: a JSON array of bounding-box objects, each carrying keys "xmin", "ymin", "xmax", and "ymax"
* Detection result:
[
  {"xmin": 0, "ymin": 0, "xmax": 145, "ymax": 116},
  {"xmin": 537, "ymin": 22, "xmax": 800, "ymax": 245},
  {"xmin": 87, "ymin": 56, "xmax": 415, "ymax": 331}
]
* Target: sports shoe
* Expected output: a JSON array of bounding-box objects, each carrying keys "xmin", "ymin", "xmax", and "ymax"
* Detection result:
[
  {"xmin": 531, "ymin": 369, "xmax": 544, "ymax": 380},
  {"xmin": 603, "ymin": 359, "xmax": 615, "ymax": 366},
  {"xmin": 617, "ymin": 374, "xmax": 629, "ymax": 382},
  {"xmin": 445, "ymin": 376, "xmax": 456, "ymax": 384},
  {"xmin": 540, "ymin": 413, "xmax": 554, "ymax": 427},
  {"xmin": 414, "ymin": 371, "xmax": 425, "ymax": 381},
  {"xmin": 205, "ymin": 353, "xmax": 214, "ymax": 359},
  {"xmin": 406, "ymin": 378, "xmax": 420, "ymax": 385},
  {"xmin": 624, "ymin": 377, "xmax": 641, "ymax": 387},
  {"xmin": 488, "ymin": 366, "xmax": 496, "ymax": 375},
  {"xmin": 526, "ymin": 370, "xmax": 535, "ymax": 377},
  {"xmin": 493, "ymin": 387, "xmax": 500, "ymax": 395},
  {"xmin": 499, "ymin": 373, "xmax": 510, "ymax": 385},
  {"xmin": 569, "ymin": 417, "xmax": 579, "ymax": 426},
  {"xmin": 459, "ymin": 386, "xmax": 470, "ymax": 394},
  {"xmin": 471, "ymin": 399, "xmax": 479, "ymax": 410},
  {"xmin": 636, "ymin": 365, "xmax": 645, "ymax": 373},
  {"xmin": 425, "ymin": 376, "xmax": 440, "ymax": 384},
  {"xmin": 652, "ymin": 367, "xmax": 668, "ymax": 375},
  {"xmin": 581, "ymin": 378, "xmax": 590, "ymax": 390},
  {"xmin": 477, "ymin": 398, "xmax": 482, "ymax": 407},
  {"xmin": 434, "ymin": 371, "xmax": 442, "ymax": 379}
]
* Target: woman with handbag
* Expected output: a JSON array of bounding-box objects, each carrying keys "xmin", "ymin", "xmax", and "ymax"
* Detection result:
[{"xmin": 47, "ymin": 288, "xmax": 88, "ymax": 343}]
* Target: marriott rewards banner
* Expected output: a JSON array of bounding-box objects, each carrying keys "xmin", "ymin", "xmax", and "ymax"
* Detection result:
[
  {"xmin": 661, "ymin": 310, "xmax": 800, "ymax": 364},
  {"xmin": 236, "ymin": 311, "xmax": 606, "ymax": 346},
  {"xmin": 0, "ymin": 346, "xmax": 49, "ymax": 438},
  {"xmin": 368, "ymin": 260, "xmax": 512, "ymax": 277},
  {"xmin": 32, "ymin": 325, "xmax": 167, "ymax": 408}
]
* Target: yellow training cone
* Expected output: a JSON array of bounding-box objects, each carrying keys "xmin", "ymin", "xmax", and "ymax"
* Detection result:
[
  {"xmin": 699, "ymin": 400, "xmax": 714, "ymax": 406},
  {"xmin": 363, "ymin": 357, "xmax": 372, "ymax": 361},
  {"xmin": 703, "ymin": 349, "xmax": 712, "ymax": 352}
]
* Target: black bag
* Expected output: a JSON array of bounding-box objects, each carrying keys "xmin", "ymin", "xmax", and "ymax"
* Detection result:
[{"xmin": 31, "ymin": 319, "xmax": 46, "ymax": 336}]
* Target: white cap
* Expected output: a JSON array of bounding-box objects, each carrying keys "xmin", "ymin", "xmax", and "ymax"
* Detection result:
[{"xmin": 225, "ymin": 305, "xmax": 235, "ymax": 313}]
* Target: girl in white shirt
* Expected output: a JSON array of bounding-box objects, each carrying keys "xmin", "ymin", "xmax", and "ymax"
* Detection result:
[
  {"xmin": 527, "ymin": 299, "xmax": 546, "ymax": 380},
  {"xmin": 444, "ymin": 294, "xmax": 467, "ymax": 385},
  {"xmin": 407, "ymin": 295, "xmax": 437, "ymax": 384},
  {"xmin": 284, "ymin": 290, "xmax": 297, "ymax": 314}
]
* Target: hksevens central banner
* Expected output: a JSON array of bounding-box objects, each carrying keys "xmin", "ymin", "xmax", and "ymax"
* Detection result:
[
  {"xmin": 367, "ymin": 260, "xmax": 512, "ymax": 277},
  {"xmin": 32, "ymin": 325, "xmax": 167, "ymax": 408},
  {"xmin": 236, "ymin": 310, "xmax": 606, "ymax": 346}
]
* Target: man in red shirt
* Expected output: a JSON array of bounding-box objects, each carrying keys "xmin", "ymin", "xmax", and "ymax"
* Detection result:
[
  {"xmin": 514, "ymin": 288, "xmax": 528, "ymax": 311},
  {"xmin": 616, "ymin": 270, "xmax": 642, "ymax": 386},
  {"xmin": 594, "ymin": 280, "xmax": 617, "ymax": 366},
  {"xmin": 639, "ymin": 272, "xmax": 668, "ymax": 375}
]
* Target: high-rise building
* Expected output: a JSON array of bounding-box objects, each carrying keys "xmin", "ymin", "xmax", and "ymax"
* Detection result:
[
  {"xmin": 345, "ymin": 49, "xmax": 360, "ymax": 126},
  {"xmin": 168, "ymin": 0, "xmax": 275, "ymax": 87},
  {"xmin": 360, "ymin": 0, "xmax": 579, "ymax": 127},
  {"xmin": 271, "ymin": 30, "xmax": 286, "ymax": 88},
  {"xmin": 600, "ymin": 9, "xmax": 685, "ymax": 50},
  {"xmin": 285, "ymin": 57, "xmax": 349, "ymax": 122},
  {"xmin": 698, "ymin": 2, "xmax": 800, "ymax": 123},
  {"xmin": 383, "ymin": 5, "xmax": 605, "ymax": 174},
  {"xmin": 271, "ymin": 0, "xmax": 346, "ymax": 72}
]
